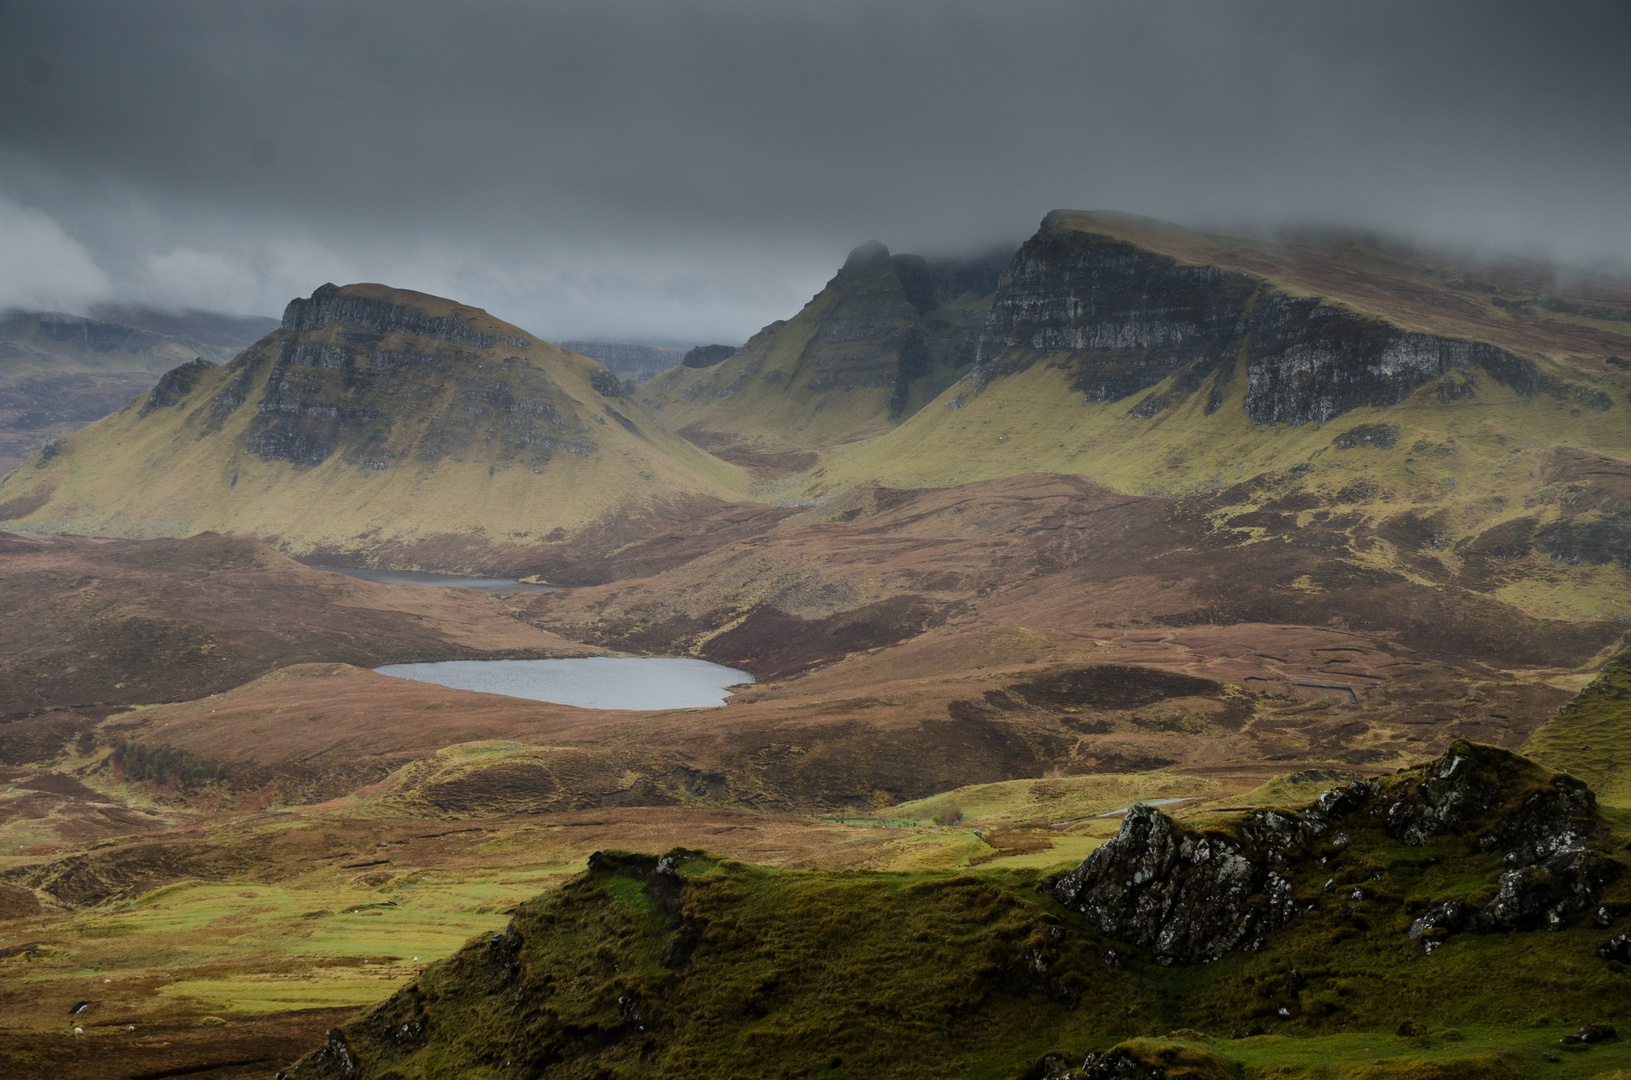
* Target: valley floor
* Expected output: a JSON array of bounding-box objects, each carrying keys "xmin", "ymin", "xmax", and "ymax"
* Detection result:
[{"xmin": 1, "ymin": 461, "xmax": 1628, "ymax": 1078}]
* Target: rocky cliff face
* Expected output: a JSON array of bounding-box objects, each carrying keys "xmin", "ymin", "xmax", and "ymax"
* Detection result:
[
  {"xmin": 179, "ymin": 285, "xmax": 589, "ymax": 472},
  {"xmin": 280, "ymin": 283, "xmax": 505, "ymax": 347},
  {"xmin": 657, "ymin": 241, "xmax": 1014, "ymax": 438},
  {"xmin": 976, "ymin": 217, "xmax": 1547, "ymax": 425},
  {"xmin": 136, "ymin": 356, "xmax": 214, "ymax": 417},
  {"xmin": 1049, "ymin": 741, "xmax": 1618, "ymax": 964},
  {"xmin": 780, "ymin": 242, "xmax": 943, "ymax": 416}
]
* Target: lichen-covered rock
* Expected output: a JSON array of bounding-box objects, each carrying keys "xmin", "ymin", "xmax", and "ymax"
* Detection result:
[
  {"xmin": 1467, "ymin": 848, "xmax": 1620, "ymax": 933},
  {"xmin": 1050, "ymin": 803, "xmax": 1311, "ymax": 964},
  {"xmin": 1375, "ymin": 740, "xmax": 1598, "ymax": 861},
  {"xmin": 276, "ymin": 1028, "xmax": 358, "ymax": 1079},
  {"xmin": 1052, "ymin": 741, "xmax": 1620, "ymax": 963}
]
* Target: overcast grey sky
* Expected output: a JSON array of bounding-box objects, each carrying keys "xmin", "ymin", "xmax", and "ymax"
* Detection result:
[{"xmin": 1, "ymin": 0, "xmax": 1628, "ymax": 344}]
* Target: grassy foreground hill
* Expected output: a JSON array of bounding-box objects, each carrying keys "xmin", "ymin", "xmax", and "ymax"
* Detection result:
[
  {"xmin": 0, "ymin": 285, "xmax": 748, "ymax": 568},
  {"xmin": 277, "ymin": 742, "xmax": 1631, "ymax": 1080}
]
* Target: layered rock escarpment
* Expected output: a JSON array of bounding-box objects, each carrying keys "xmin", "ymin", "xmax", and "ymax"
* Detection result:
[
  {"xmin": 1049, "ymin": 741, "xmax": 1619, "ymax": 964},
  {"xmin": 975, "ymin": 214, "xmax": 1544, "ymax": 425},
  {"xmin": 280, "ymin": 282, "xmax": 507, "ymax": 347},
  {"xmin": 209, "ymin": 285, "xmax": 584, "ymax": 472}
]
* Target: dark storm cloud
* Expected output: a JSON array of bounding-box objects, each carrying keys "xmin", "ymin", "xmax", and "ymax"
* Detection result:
[{"xmin": 1, "ymin": 0, "xmax": 1628, "ymax": 340}]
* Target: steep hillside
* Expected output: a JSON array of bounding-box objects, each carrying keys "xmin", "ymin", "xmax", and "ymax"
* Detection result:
[
  {"xmin": 0, "ymin": 284, "xmax": 748, "ymax": 567},
  {"xmin": 643, "ymin": 243, "xmax": 1011, "ymax": 468},
  {"xmin": 278, "ymin": 743, "xmax": 1631, "ymax": 1080},
  {"xmin": 801, "ymin": 212, "xmax": 1630, "ymax": 620},
  {"xmin": 1524, "ymin": 641, "xmax": 1631, "ymax": 806},
  {"xmin": 0, "ymin": 308, "xmax": 277, "ymax": 471}
]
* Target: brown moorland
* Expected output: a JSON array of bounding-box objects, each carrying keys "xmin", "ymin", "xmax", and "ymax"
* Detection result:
[{"xmin": 0, "ymin": 530, "xmax": 598, "ymax": 722}]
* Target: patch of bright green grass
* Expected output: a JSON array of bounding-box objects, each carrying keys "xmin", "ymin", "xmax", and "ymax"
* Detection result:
[
  {"xmin": 1524, "ymin": 643, "xmax": 1631, "ymax": 806},
  {"xmin": 9, "ymin": 869, "xmax": 578, "ymax": 1016},
  {"xmin": 287, "ymin": 804, "xmax": 1631, "ymax": 1080},
  {"xmin": 888, "ymin": 771, "xmax": 1219, "ymax": 828}
]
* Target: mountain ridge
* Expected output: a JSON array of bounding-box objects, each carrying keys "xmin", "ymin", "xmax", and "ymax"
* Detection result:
[
  {"xmin": 0, "ymin": 283, "xmax": 749, "ymax": 566},
  {"xmin": 0, "ymin": 307, "xmax": 278, "ymax": 472},
  {"xmin": 641, "ymin": 242, "xmax": 1012, "ymax": 463}
]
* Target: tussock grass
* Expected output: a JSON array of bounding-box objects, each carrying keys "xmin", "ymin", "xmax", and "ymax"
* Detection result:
[{"xmin": 291, "ymin": 777, "xmax": 1631, "ymax": 1079}]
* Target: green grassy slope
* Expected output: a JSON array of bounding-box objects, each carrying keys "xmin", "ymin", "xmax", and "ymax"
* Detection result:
[
  {"xmin": 0, "ymin": 285, "xmax": 749, "ymax": 562},
  {"xmin": 806, "ymin": 337, "xmax": 1630, "ymax": 614},
  {"xmin": 1525, "ymin": 643, "xmax": 1631, "ymax": 806},
  {"xmin": 283, "ymin": 746, "xmax": 1631, "ymax": 1079}
]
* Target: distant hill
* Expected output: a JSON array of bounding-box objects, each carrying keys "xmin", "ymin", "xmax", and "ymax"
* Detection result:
[
  {"xmin": 0, "ymin": 307, "xmax": 278, "ymax": 378},
  {"xmin": 554, "ymin": 340, "xmax": 688, "ymax": 382},
  {"xmin": 0, "ymin": 307, "xmax": 279, "ymax": 471},
  {"xmin": 642, "ymin": 243, "xmax": 1014, "ymax": 468},
  {"xmin": 496, "ymin": 212, "xmax": 1631, "ymax": 712},
  {"xmin": 0, "ymin": 283, "xmax": 747, "ymax": 568}
]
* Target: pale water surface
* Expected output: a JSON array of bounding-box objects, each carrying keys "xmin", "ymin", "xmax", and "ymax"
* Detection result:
[
  {"xmin": 312, "ymin": 566, "xmax": 557, "ymax": 594},
  {"xmin": 373, "ymin": 657, "xmax": 754, "ymax": 710}
]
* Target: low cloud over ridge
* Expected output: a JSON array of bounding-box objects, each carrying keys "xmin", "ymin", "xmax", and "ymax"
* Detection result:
[{"xmin": 1, "ymin": 0, "xmax": 1628, "ymax": 339}]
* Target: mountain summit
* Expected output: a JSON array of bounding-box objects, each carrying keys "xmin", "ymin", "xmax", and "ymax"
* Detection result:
[
  {"xmin": 643, "ymin": 242, "xmax": 1012, "ymax": 460},
  {"xmin": 0, "ymin": 283, "xmax": 745, "ymax": 566}
]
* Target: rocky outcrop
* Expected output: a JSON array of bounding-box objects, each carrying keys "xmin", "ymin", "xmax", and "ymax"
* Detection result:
[
  {"xmin": 281, "ymin": 283, "xmax": 495, "ymax": 347},
  {"xmin": 136, "ymin": 357, "xmax": 214, "ymax": 417},
  {"xmin": 681, "ymin": 344, "xmax": 739, "ymax": 369},
  {"xmin": 1049, "ymin": 741, "xmax": 1619, "ymax": 964},
  {"xmin": 975, "ymin": 217, "xmax": 1541, "ymax": 425},
  {"xmin": 1050, "ymin": 802, "xmax": 1306, "ymax": 964},
  {"xmin": 589, "ymin": 367, "xmax": 625, "ymax": 397},
  {"xmin": 976, "ymin": 230, "xmax": 1257, "ymax": 403},
  {"xmin": 1243, "ymin": 295, "xmax": 1539, "ymax": 425},
  {"xmin": 795, "ymin": 242, "xmax": 941, "ymax": 409}
]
